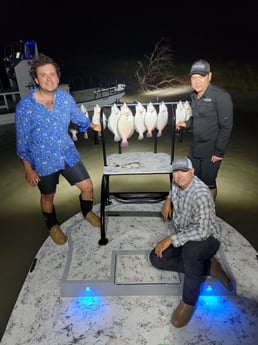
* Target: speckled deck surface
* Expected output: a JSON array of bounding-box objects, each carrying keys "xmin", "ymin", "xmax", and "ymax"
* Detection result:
[{"xmin": 1, "ymin": 202, "xmax": 258, "ymax": 345}]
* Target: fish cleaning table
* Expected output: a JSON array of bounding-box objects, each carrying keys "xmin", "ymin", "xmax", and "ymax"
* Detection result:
[{"xmin": 98, "ymin": 101, "xmax": 178, "ymax": 246}]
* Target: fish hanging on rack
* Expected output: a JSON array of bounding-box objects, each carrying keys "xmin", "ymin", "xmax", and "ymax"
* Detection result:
[
  {"xmin": 175, "ymin": 101, "xmax": 186, "ymax": 123},
  {"xmin": 175, "ymin": 100, "xmax": 192, "ymax": 123},
  {"xmin": 80, "ymin": 104, "xmax": 90, "ymax": 139},
  {"xmin": 134, "ymin": 101, "xmax": 147, "ymax": 140},
  {"xmin": 69, "ymin": 104, "xmax": 89, "ymax": 141},
  {"xmin": 108, "ymin": 103, "xmax": 121, "ymax": 142},
  {"xmin": 156, "ymin": 101, "xmax": 168, "ymax": 137},
  {"xmin": 117, "ymin": 103, "xmax": 135, "ymax": 147},
  {"xmin": 145, "ymin": 102, "xmax": 158, "ymax": 138},
  {"xmin": 92, "ymin": 104, "xmax": 107, "ymax": 143},
  {"xmin": 69, "ymin": 127, "xmax": 79, "ymax": 141},
  {"xmin": 92, "ymin": 104, "xmax": 107, "ymax": 129},
  {"xmin": 184, "ymin": 100, "xmax": 192, "ymax": 121}
]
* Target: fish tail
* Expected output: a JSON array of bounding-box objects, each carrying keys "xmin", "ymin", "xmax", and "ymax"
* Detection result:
[
  {"xmin": 146, "ymin": 131, "xmax": 152, "ymax": 138},
  {"xmin": 120, "ymin": 140, "xmax": 128, "ymax": 147},
  {"xmin": 71, "ymin": 133, "xmax": 78, "ymax": 141}
]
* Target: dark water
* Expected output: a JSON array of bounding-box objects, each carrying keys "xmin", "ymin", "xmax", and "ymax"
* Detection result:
[{"xmin": 0, "ymin": 86, "xmax": 257, "ymax": 340}]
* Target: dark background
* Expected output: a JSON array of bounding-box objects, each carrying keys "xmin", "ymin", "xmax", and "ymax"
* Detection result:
[{"xmin": 1, "ymin": 1, "xmax": 258, "ymax": 68}]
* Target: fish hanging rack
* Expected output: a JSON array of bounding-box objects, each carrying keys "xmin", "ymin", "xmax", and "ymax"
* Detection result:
[
  {"xmin": 99, "ymin": 101, "xmax": 181, "ymax": 165},
  {"xmin": 97, "ymin": 101, "xmax": 182, "ymax": 245}
]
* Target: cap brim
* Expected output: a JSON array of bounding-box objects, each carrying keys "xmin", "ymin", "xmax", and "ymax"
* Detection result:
[
  {"xmin": 189, "ymin": 71, "xmax": 209, "ymax": 77},
  {"xmin": 172, "ymin": 168, "xmax": 191, "ymax": 172}
]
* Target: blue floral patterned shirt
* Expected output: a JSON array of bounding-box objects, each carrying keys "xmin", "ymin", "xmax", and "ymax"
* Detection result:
[{"xmin": 16, "ymin": 88, "xmax": 91, "ymax": 176}]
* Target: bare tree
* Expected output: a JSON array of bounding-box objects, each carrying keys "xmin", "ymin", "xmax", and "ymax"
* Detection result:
[{"xmin": 135, "ymin": 38, "xmax": 179, "ymax": 91}]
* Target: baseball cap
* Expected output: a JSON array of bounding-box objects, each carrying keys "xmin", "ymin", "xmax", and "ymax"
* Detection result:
[
  {"xmin": 189, "ymin": 59, "xmax": 210, "ymax": 76},
  {"xmin": 172, "ymin": 157, "xmax": 193, "ymax": 172}
]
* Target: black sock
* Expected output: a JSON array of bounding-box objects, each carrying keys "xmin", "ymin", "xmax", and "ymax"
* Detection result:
[
  {"xmin": 42, "ymin": 207, "xmax": 58, "ymax": 230},
  {"xmin": 79, "ymin": 195, "xmax": 93, "ymax": 217}
]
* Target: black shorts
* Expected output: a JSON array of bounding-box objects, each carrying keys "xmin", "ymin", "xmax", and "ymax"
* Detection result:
[
  {"xmin": 188, "ymin": 154, "xmax": 221, "ymax": 189},
  {"xmin": 37, "ymin": 160, "xmax": 90, "ymax": 194}
]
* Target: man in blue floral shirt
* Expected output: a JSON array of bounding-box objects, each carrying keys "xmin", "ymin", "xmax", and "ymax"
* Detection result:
[{"xmin": 16, "ymin": 54, "xmax": 101, "ymax": 245}]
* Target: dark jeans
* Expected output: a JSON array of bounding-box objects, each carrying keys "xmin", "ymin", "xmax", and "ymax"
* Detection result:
[
  {"xmin": 188, "ymin": 154, "xmax": 221, "ymax": 189},
  {"xmin": 149, "ymin": 236, "xmax": 220, "ymax": 305}
]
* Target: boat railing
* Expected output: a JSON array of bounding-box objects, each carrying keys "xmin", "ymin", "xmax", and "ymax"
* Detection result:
[
  {"xmin": 0, "ymin": 90, "xmax": 20, "ymax": 110},
  {"xmin": 93, "ymin": 84, "xmax": 126, "ymax": 98}
]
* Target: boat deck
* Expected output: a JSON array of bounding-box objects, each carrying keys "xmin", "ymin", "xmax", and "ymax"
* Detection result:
[{"xmin": 1, "ymin": 201, "xmax": 258, "ymax": 345}]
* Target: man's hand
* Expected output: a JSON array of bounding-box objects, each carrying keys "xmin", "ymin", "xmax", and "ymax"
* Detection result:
[
  {"xmin": 23, "ymin": 160, "xmax": 40, "ymax": 187},
  {"xmin": 211, "ymin": 155, "xmax": 223, "ymax": 163},
  {"xmin": 161, "ymin": 198, "xmax": 172, "ymax": 221},
  {"xmin": 25, "ymin": 169, "xmax": 40, "ymax": 187},
  {"xmin": 154, "ymin": 236, "xmax": 172, "ymax": 258},
  {"xmin": 176, "ymin": 121, "xmax": 186, "ymax": 130},
  {"xmin": 91, "ymin": 123, "xmax": 101, "ymax": 132}
]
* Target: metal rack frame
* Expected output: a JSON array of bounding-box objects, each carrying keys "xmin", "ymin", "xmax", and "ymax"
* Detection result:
[{"xmin": 98, "ymin": 101, "xmax": 178, "ymax": 245}]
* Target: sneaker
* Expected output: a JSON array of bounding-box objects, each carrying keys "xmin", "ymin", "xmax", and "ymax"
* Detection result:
[
  {"xmin": 171, "ymin": 301, "xmax": 194, "ymax": 328},
  {"xmin": 49, "ymin": 225, "xmax": 67, "ymax": 245},
  {"xmin": 85, "ymin": 211, "xmax": 100, "ymax": 227}
]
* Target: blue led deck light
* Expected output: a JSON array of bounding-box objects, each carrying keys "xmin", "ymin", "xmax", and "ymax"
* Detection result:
[{"xmin": 205, "ymin": 285, "xmax": 213, "ymax": 292}]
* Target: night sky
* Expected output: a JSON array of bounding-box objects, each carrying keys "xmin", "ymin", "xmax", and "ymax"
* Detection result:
[{"xmin": 1, "ymin": 1, "xmax": 258, "ymax": 74}]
